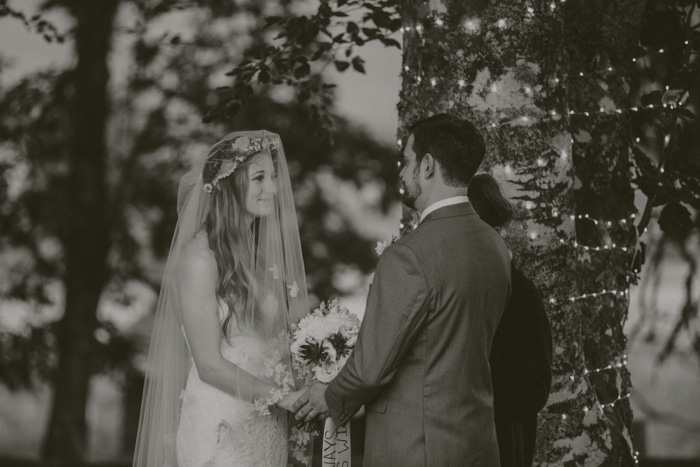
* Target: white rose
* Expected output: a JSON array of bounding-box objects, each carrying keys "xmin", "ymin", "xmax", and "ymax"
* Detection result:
[{"xmin": 314, "ymin": 359, "xmax": 340, "ymax": 383}]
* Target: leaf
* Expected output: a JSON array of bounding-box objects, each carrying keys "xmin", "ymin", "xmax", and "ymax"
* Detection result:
[
  {"xmin": 328, "ymin": 333, "xmax": 348, "ymax": 354},
  {"xmin": 347, "ymin": 21, "xmax": 359, "ymax": 34},
  {"xmin": 379, "ymin": 37, "xmax": 401, "ymax": 49},
  {"xmin": 334, "ymin": 60, "xmax": 350, "ymax": 72},
  {"xmin": 318, "ymin": 3, "xmax": 333, "ymax": 20},
  {"xmin": 263, "ymin": 16, "xmax": 284, "ymax": 28},
  {"xmin": 362, "ymin": 27, "xmax": 379, "ymax": 37},
  {"xmin": 258, "ymin": 69, "xmax": 270, "ymax": 84},
  {"xmin": 351, "ymin": 56, "xmax": 366, "ymax": 73},
  {"xmin": 293, "ymin": 62, "xmax": 311, "ymax": 80},
  {"xmin": 311, "ymin": 42, "xmax": 333, "ymax": 61},
  {"xmin": 677, "ymin": 108, "xmax": 697, "ymax": 121},
  {"xmin": 299, "ymin": 341, "xmax": 326, "ymax": 364},
  {"xmin": 388, "ymin": 19, "xmax": 402, "ymax": 32},
  {"xmin": 298, "ymin": 23, "xmax": 320, "ymax": 46},
  {"xmin": 371, "ymin": 10, "xmax": 392, "ymax": 28},
  {"xmin": 640, "ymin": 90, "xmax": 662, "ymax": 107},
  {"xmin": 658, "ymin": 202, "xmax": 693, "ymax": 241}
]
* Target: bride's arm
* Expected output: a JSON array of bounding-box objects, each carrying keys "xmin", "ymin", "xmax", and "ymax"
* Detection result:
[{"xmin": 177, "ymin": 244, "xmax": 276, "ymax": 402}]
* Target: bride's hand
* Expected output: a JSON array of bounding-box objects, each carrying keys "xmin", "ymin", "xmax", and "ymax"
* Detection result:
[{"xmin": 277, "ymin": 388, "xmax": 307, "ymax": 412}]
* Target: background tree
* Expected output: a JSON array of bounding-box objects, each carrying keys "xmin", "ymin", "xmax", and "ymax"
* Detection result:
[
  {"xmin": 40, "ymin": 1, "xmax": 119, "ymax": 461},
  {"xmin": 559, "ymin": 0, "xmax": 646, "ymax": 464}
]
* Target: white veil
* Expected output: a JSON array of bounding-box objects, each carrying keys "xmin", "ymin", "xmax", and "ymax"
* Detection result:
[{"xmin": 133, "ymin": 130, "xmax": 312, "ymax": 466}]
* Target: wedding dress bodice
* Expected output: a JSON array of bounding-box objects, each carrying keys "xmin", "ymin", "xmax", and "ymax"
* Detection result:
[{"xmin": 176, "ymin": 304, "xmax": 288, "ymax": 467}]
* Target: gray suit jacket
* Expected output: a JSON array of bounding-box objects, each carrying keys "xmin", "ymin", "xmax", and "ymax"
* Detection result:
[{"xmin": 325, "ymin": 203, "xmax": 511, "ymax": 467}]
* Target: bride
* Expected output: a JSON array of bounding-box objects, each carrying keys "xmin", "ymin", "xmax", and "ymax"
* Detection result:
[{"xmin": 133, "ymin": 131, "xmax": 312, "ymax": 467}]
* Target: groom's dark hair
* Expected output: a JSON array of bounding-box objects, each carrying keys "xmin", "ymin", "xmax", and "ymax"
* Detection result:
[{"xmin": 408, "ymin": 114, "xmax": 485, "ymax": 187}]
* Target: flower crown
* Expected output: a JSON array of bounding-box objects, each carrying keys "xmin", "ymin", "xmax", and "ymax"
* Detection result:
[{"xmin": 203, "ymin": 136, "xmax": 265, "ymax": 193}]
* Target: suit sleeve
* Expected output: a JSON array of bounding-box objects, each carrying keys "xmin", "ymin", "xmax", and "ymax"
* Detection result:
[{"xmin": 325, "ymin": 243, "xmax": 430, "ymax": 426}]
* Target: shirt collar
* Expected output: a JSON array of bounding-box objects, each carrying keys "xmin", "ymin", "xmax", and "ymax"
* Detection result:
[{"xmin": 419, "ymin": 196, "xmax": 470, "ymax": 223}]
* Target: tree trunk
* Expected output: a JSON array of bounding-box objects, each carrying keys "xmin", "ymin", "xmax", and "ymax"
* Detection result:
[
  {"xmin": 399, "ymin": 0, "xmax": 640, "ymax": 464},
  {"xmin": 42, "ymin": 1, "xmax": 119, "ymax": 463},
  {"xmin": 563, "ymin": 1, "xmax": 646, "ymax": 465}
]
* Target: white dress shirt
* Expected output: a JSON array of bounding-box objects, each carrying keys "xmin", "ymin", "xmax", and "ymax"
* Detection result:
[{"xmin": 419, "ymin": 195, "xmax": 470, "ymax": 223}]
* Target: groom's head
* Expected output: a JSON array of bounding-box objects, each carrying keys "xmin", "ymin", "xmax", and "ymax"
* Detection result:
[{"xmin": 400, "ymin": 114, "xmax": 486, "ymax": 211}]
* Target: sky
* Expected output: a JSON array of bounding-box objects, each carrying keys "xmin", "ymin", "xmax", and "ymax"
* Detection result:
[{"xmin": 0, "ymin": 0, "xmax": 402, "ymax": 146}]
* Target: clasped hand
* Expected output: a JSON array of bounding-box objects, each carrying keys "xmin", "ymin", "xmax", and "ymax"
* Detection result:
[{"xmin": 286, "ymin": 381, "xmax": 329, "ymax": 423}]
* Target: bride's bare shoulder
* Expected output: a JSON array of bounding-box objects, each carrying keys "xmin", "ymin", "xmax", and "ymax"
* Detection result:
[{"xmin": 177, "ymin": 231, "xmax": 217, "ymax": 278}]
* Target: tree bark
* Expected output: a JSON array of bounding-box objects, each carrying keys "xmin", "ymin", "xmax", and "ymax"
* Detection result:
[
  {"xmin": 42, "ymin": 0, "xmax": 119, "ymax": 462},
  {"xmin": 399, "ymin": 0, "xmax": 641, "ymax": 465},
  {"xmin": 563, "ymin": 1, "xmax": 646, "ymax": 465}
]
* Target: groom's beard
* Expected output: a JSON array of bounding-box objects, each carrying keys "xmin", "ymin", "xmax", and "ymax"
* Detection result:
[{"xmin": 402, "ymin": 169, "xmax": 422, "ymax": 210}]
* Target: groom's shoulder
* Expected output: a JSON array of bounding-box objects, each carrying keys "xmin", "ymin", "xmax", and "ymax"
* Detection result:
[
  {"xmin": 398, "ymin": 213, "xmax": 472, "ymax": 244},
  {"xmin": 395, "ymin": 212, "xmax": 500, "ymax": 253},
  {"xmin": 390, "ymin": 221, "xmax": 441, "ymax": 255}
]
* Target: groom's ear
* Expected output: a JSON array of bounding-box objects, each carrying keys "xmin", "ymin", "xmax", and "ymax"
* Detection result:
[{"xmin": 422, "ymin": 153, "xmax": 436, "ymax": 179}]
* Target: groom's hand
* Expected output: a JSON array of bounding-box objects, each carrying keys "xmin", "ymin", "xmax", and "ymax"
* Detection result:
[{"xmin": 292, "ymin": 381, "xmax": 329, "ymax": 423}]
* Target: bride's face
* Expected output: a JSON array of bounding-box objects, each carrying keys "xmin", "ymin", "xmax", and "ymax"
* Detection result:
[{"xmin": 245, "ymin": 154, "xmax": 276, "ymax": 217}]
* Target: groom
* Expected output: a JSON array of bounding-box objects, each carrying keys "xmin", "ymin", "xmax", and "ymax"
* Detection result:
[{"xmin": 293, "ymin": 114, "xmax": 511, "ymax": 466}]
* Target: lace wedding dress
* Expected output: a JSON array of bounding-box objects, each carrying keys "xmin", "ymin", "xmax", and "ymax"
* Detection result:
[
  {"xmin": 133, "ymin": 131, "xmax": 311, "ymax": 467},
  {"xmin": 176, "ymin": 309, "xmax": 288, "ymax": 467}
]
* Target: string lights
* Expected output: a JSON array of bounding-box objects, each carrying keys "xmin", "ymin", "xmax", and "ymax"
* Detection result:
[
  {"xmin": 563, "ymin": 356, "xmax": 628, "ymax": 385},
  {"xmin": 574, "ymin": 242, "xmax": 637, "ymax": 253},
  {"xmin": 583, "ymin": 356, "xmax": 628, "ymax": 377},
  {"xmin": 523, "ymin": 212, "xmax": 639, "ymax": 253},
  {"xmin": 547, "ymin": 392, "xmax": 632, "ymax": 420},
  {"xmin": 548, "ymin": 288, "xmax": 629, "ymax": 306},
  {"xmin": 398, "ymin": 68, "xmax": 683, "ymax": 125}
]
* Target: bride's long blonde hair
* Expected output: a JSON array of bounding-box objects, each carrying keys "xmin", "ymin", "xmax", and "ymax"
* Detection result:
[{"xmin": 202, "ymin": 149, "xmax": 260, "ymax": 338}]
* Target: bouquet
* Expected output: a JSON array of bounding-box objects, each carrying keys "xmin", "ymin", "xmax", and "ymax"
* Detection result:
[{"xmin": 290, "ymin": 299, "xmax": 361, "ymax": 434}]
